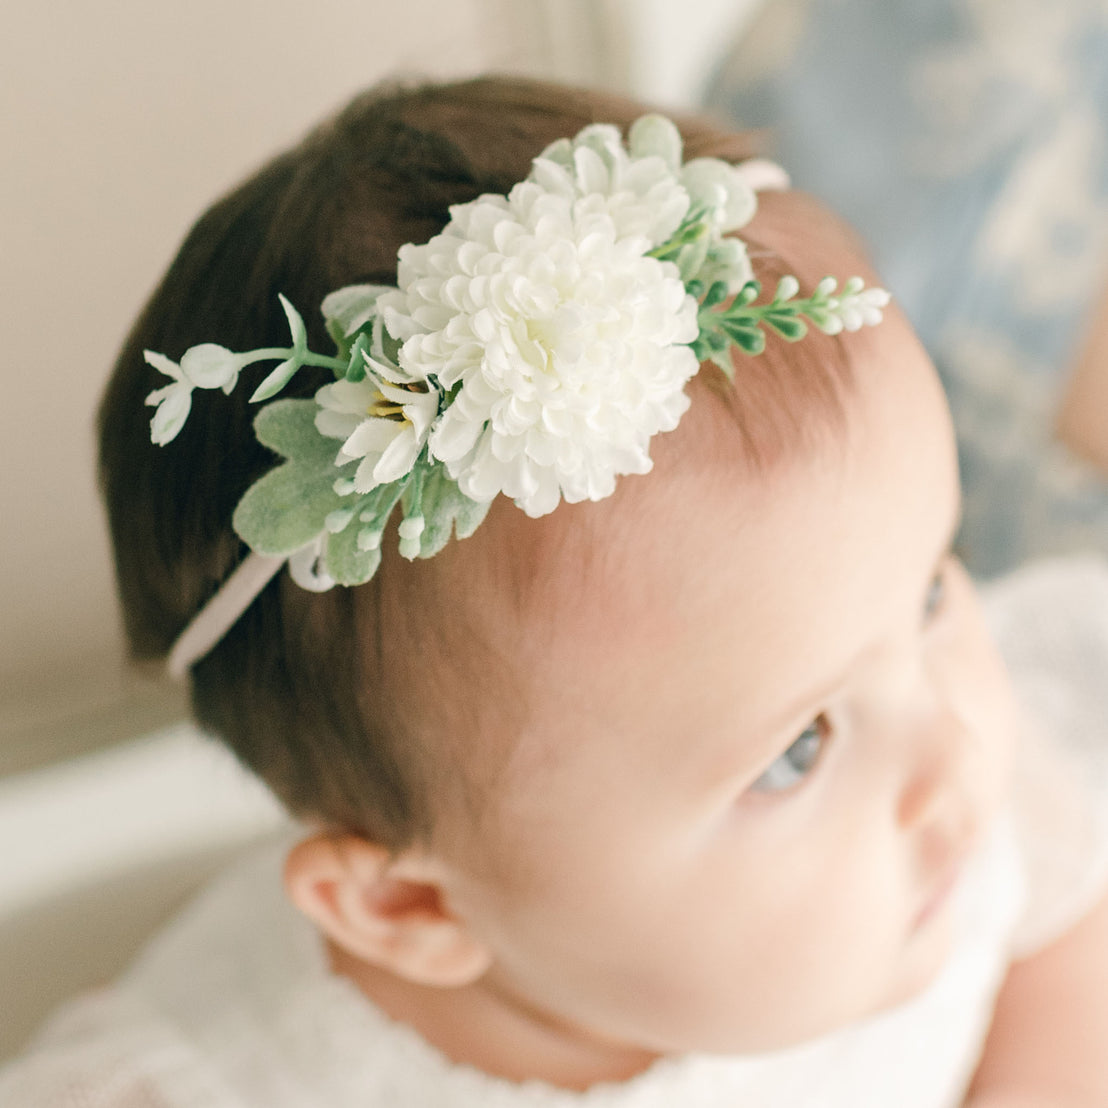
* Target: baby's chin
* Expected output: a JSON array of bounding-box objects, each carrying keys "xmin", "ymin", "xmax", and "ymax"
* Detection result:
[
  {"xmin": 879, "ymin": 876, "xmax": 966, "ymax": 1016},
  {"xmin": 749, "ymin": 887, "xmax": 966, "ymax": 1054}
]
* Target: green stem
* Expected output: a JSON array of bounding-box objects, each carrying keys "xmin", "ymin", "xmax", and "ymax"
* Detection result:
[{"xmin": 242, "ymin": 347, "xmax": 348, "ymax": 373}]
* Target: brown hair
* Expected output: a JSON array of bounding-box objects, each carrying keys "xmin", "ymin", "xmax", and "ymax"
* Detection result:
[{"xmin": 98, "ymin": 76, "xmax": 865, "ymax": 850}]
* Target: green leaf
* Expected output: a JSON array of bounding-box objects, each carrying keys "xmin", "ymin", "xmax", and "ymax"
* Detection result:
[
  {"xmin": 321, "ymin": 478, "xmax": 408, "ymax": 584},
  {"xmin": 719, "ymin": 317, "xmax": 764, "ymax": 348},
  {"xmin": 700, "ymin": 280, "xmax": 730, "ymax": 309},
  {"xmin": 627, "ymin": 114, "xmax": 683, "ymax": 170},
  {"xmin": 676, "ymin": 239, "xmax": 710, "ymax": 284},
  {"xmin": 234, "ymin": 459, "xmax": 349, "ymax": 556},
  {"xmin": 324, "ymin": 522, "xmax": 382, "ymax": 586},
  {"xmin": 705, "ymin": 328, "xmax": 729, "ymax": 354},
  {"xmin": 252, "ymin": 400, "xmax": 337, "ymax": 464},
  {"xmin": 734, "ymin": 280, "xmax": 761, "ymax": 307},
  {"xmin": 719, "ymin": 320, "xmax": 766, "ymax": 355},
  {"xmin": 233, "ymin": 400, "xmax": 352, "ymax": 556},
  {"xmin": 773, "ymin": 275, "xmax": 800, "ymax": 303},
  {"xmin": 344, "ymin": 333, "xmax": 369, "ymax": 382},
  {"xmin": 246, "ymin": 295, "xmax": 320, "ymax": 401},
  {"xmin": 418, "ymin": 466, "xmax": 492, "ymax": 558},
  {"xmin": 278, "ymin": 293, "xmax": 308, "ymax": 353},
  {"xmin": 709, "ymin": 350, "xmax": 736, "ymax": 378},
  {"xmin": 250, "ymin": 354, "xmax": 303, "ymax": 403},
  {"xmin": 762, "ymin": 310, "xmax": 809, "ymax": 342},
  {"xmin": 803, "ymin": 305, "xmax": 836, "ymax": 331},
  {"xmin": 325, "ymin": 316, "xmax": 348, "ymax": 355},
  {"xmin": 321, "ymin": 284, "xmax": 392, "ymax": 338}
]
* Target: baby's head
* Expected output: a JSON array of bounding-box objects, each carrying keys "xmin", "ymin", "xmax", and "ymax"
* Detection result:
[{"xmin": 99, "ymin": 76, "xmax": 1016, "ymax": 1084}]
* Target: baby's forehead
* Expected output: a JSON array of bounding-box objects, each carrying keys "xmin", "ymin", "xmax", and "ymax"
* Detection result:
[
  {"xmin": 441, "ymin": 302, "xmax": 930, "ymax": 665},
  {"xmin": 447, "ymin": 382, "xmax": 830, "ymax": 646}
]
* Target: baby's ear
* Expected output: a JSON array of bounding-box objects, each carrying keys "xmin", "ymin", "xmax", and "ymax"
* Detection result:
[{"xmin": 283, "ymin": 832, "xmax": 492, "ymax": 988}]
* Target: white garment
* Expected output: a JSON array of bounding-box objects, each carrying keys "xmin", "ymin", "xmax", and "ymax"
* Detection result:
[{"xmin": 3, "ymin": 557, "xmax": 1108, "ymax": 1108}]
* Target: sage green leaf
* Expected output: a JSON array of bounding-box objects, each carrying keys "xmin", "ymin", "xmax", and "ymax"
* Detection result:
[
  {"xmin": 324, "ymin": 521, "xmax": 382, "ymax": 586},
  {"xmin": 627, "ymin": 114, "xmax": 682, "ymax": 170},
  {"xmin": 322, "ymin": 284, "xmax": 392, "ymax": 337},
  {"xmin": 252, "ymin": 399, "xmax": 337, "ymax": 464},
  {"xmin": 318, "ymin": 478, "xmax": 406, "ymax": 583},
  {"xmin": 353, "ymin": 481, "xmax": 407, "ymax": 535},
  {"xmin": 234, "ymin": 459, "xmax": 348, "ymax": 556},
  {"xmin": 418, "ymin": 466, "xmax": 492, "ymax": 558},
  {"xmin": 323, "ymin": 284, "xmax": 394, "ymax": 361},
  {"xmin": 233, "ymin": 400, "xmax": 351, "ymax": 555},
  {"xmin": 325, "ymin": 317, "xmax": 347, "ymax": 353}
]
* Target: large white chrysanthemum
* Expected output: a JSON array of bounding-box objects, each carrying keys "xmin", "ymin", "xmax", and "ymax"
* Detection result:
[{"xmin": 377, "ymin": 123, "xmax": 705, "ymax": 517}]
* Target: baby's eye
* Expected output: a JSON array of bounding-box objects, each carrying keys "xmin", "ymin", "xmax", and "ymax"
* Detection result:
[
  {"xmin": 750, "ymin": 716, "xmax": 829, "ymax": 793},
  {"xmin": 923, "ymin": 566, "xmax": 947, "ymax": 623}
]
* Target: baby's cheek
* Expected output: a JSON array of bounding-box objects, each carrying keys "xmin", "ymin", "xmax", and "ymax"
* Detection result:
[{"xmin": 955, "ymin": 576, "xmax": 1019, "ymax": 821}]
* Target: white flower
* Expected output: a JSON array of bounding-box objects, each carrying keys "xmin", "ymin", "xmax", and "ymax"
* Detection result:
[
  {"xmin": 382, "ymin": 198, "xmax": 698, "ymax": 516},
  {"xmin": 178, "ymin": 344, "xmax": 248, "ymax": 390},
  {"xmin": 530, "ymin": 121, "xmax": 692, "ymax": 245},
  {"xmin": 141, "ymin": 110, "xmax": 896, "ymax": 604},
  {"xmin": 679, "ymin": 157, "xmax": 757, "ymax": 233},
  {"xmin": 145, "ymin": 375, "xmax": 193, "ymax": 445},
  {"xmin": 314, "ymin": 358, "xmax": 440, "ymax": 492},
  {"xmin": 813, "ymin": 277, "xmax": 893, "ymax": 335},
  {"xmin": 377, "ymin": 124, "xmax": 704, "ymax": 517},
  {"xmin": 144, "ymin": 345, "xmax": 249, "ymax": 444}
]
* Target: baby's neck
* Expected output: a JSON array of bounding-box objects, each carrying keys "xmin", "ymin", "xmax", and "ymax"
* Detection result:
[{"xmin": 327, "ymin": 939, "xmax": 659, "ymax": 1091}]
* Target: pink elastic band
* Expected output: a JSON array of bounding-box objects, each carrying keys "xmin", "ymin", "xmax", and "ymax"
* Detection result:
[{"xmin": 167, "ymin": 552, "xmax": 286, "ymax": 679}]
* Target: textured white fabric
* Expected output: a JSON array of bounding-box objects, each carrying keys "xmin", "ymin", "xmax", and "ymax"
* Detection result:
[
  {"xmin": 986, "ymin": 556, "xmax": 1108, "ymax": 955},
  {"xmin": 3, "ymin": 556, "xmax": 1107, "ymax": 1108}
]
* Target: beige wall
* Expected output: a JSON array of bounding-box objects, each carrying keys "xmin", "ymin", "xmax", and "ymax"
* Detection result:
[{"xmin": 0, "ymin": 0, "xmax": 632, "ymax": 771}]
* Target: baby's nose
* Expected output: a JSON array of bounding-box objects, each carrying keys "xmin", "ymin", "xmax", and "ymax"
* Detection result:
[{"xmin": 896, "ymin": 700, "xmax": 988, "ymax": 860}]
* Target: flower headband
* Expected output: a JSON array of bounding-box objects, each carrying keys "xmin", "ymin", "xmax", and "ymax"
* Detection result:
[{"xmin": 146, "ymin": 115, "xmax": 890, "ymax": 676}]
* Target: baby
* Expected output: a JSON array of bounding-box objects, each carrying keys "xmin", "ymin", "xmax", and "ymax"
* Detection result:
[{"xmin": 5, "ymin": 75, "xmax": 1108, "ymax": 1107}]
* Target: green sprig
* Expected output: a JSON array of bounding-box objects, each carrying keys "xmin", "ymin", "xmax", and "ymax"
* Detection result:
[{"xmin": 691, "ymin": 275, "xmax": 855, "ymax": 377}]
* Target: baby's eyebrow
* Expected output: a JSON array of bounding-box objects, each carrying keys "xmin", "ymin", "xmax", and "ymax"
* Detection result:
[
  {"xmin": 763, "ymin": 653, "xmax": 857, "ymax": 744},
  {"xmin": 736, "ymin": 494, "xmax": 965, "ymax": 755},
  {"xmin": 943, "ymin": 496, "xmax": 965, "ymax": 563},
  {"xmin": 692, "ymin": 643, "xmax": 861, "ymax": 798}
]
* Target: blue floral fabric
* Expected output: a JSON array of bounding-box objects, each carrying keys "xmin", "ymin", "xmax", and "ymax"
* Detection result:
[{"xmin": 706, "ymin": 0, "xmax": 1108, "ymax": 576}]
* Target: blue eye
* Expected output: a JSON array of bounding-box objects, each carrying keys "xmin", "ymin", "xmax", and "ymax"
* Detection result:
[{"xmin": 750, "ymin": 717, "xmax": 829, "ymax": 793}]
